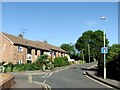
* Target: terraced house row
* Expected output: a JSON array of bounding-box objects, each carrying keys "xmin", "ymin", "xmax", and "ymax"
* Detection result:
[{"xmin": 0, "ymin": 32, "xmax": 68, "ymax": 64}]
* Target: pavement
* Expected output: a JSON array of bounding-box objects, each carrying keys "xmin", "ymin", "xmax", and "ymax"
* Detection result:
[
  {"xmin": 10, "ymin": 72, "xmax": 49, "ymax": 89},
  {"xmin": 85, "ymin": 64, "xmax": 120, "ymax": 89},
  {"xmin": 10, "ymin": 79, "xmax": 42, "ymax": 89}
]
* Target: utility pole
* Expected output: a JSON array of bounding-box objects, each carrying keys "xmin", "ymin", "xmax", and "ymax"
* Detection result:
[
  {"xmin": 82, "ymin": 49, "xmax": 84, "ymax": 64},
  {"xmin": 88, "ymin": 44, "xmax": 90, "ymax": 63}
]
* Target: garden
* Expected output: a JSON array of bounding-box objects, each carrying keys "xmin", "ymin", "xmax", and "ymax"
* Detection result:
[{"xmin": 0, "ymin": 55, "xmax": 70, "ymax": 73}]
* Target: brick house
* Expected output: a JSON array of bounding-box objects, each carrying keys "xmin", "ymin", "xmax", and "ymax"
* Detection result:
[{"xmin": 0, "ymin": 32, "xmax": 67, "ymax": 64}]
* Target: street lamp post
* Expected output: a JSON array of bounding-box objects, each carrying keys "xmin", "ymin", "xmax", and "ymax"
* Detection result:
[{"xmin": 101, "ymin": 16, "xmax": 107, "ymax": 79}]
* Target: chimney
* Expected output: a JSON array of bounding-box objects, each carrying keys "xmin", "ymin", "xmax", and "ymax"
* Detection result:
[
  {"xmin": 44, "ymin": 40, "xmax": 47, "ymax": 43},
  {"xmin": 18, "ymin": 33, "xmax": 23, "ymax": 38}
]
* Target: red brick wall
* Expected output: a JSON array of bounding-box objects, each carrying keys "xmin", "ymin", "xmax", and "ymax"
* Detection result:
[
  {"xmin": 0, "ymin": 34, "xmax": 14, "ymax": 63},
  {"xmin": 12, "ymin": 45, "xmax": 27, "ymax": 64},
  {"xmin": 0, "ymin": 34, "xmax": 2, "ymax": 62},
  {"xmin": 0, "ymin": 34, "xmax": 27, "ymax": 64}
]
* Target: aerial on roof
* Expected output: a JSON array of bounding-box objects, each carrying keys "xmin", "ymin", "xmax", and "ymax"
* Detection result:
[{"xmin": 0, "ymin": 32, "xmax": 66, "ymax": 53}]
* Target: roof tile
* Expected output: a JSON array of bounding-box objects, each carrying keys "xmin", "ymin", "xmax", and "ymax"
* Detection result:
[{"xmin": 1, "ymin": 32, "xmax": 66, "ymax": 53}]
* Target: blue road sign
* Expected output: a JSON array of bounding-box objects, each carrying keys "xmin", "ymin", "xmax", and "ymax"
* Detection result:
[{"xmin": 101, "ymin": 47, "xmax": 108, "ymax": 53}]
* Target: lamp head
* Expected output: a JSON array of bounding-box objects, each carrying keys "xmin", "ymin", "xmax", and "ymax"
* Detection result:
[{"xmin": 101, "ymin": 16, "xmax": 107, "ymax": 20}]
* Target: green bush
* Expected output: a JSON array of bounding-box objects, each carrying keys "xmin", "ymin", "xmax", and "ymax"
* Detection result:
[
  {"xmin": 46, "ymin": 60, "xmax": 54, "ymax": 70},
  {"xmin": 98, "ymin": 44, "xmax": 120, "ymax": 80},
  {"xmin": 13, "ymin": 64, "xmax": 26, "ymax": 72},
  {"xmin": 32, "ymin": 62, "xmax": 42, "ymax": 70},
  {"xmin": 4, "ymin": 55, "xmax": 71, "ymax": 72},
  {"xmin": 6, "ymin": 66, "xmax": 12, "ymax": 72},
  {"xmin": 12, "ymin": 55, "xmax": 49, "ymax": 72},
  {"xmin": 106, "ymin": 44, "xmax": 120, "ymax": 80},
  {"xmin": 13, "ymin": 63, "xmax": 37, "ymax": 72},
  {"xmin": 54, "ymin": 57, "xmax": 63, "ymax": 67},
  {"xmin": 6, "ymin": 62, "xmax": 14, "ymax": 72},
  {"xmin": 78, "ymin": 60, "xmax": 86, "ymax": 64},
  {"xmin": 25, "ymin": 63, "xmax": 39, "ymax": 71},
  {"xmin": 36, "ymin": 55, "xmax": 54, "ymax": 70},
  {"xmin": 63, "ymin": 57, "xmax": 70, "ymax": 65},
  {"xmin": 25, "ymin": 63, "xmax": 32, "ymax": 71},
  {"xmin": 13, "ymin": 66, "xmax": 19, "ymax": 72},
  {"xmin": 53, "ymin": 57, "xmax": 70, "ymax": 67}
]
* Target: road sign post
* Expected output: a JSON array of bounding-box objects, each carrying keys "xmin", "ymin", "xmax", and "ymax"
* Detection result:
[
  {"xmin": 101, "ymin": 46, "xmax": 108, "ymax": 79},
  {"xmin": 100, "ymin": 16, "xmax": 107, "ymax": 79},
  {"xmin": 101, "ymin": 47, "xmax": 108, "ymax": 54}
]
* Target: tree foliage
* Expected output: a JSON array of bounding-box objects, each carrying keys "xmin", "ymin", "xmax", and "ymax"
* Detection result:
[
  {"xmin": 61, "ymin": 43, "xmax": 76, "ymax": 57},
  {"xmin": 61, "ymin": 43, "xmax": 82, "ymax": 60},
  {"xmin": 61, "ymin": 43, "xmax": 75, "ymax": 54},
  {"xmin": 107, "ymin": 44, "xmax": 120, "ymax": 62},
  {"xmin": 106, "ymin": 44, "xmax": 120, "ymax": 80},
  {"xmin": 75, "ymin": 30, "xmax": 109, "ymax": 63},
  {"xmin": 53, "ymin": 57, "xmax": 70, "ymax": 67}
]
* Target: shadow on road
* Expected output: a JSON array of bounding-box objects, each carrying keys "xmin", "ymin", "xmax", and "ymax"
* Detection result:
[{"xmin": 80, "ymin": 67, "xmax": 98, "ymax": 72}]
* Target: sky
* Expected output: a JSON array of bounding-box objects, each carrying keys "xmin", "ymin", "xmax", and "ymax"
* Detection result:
[{"xmin": 2, "ymin": 2, "xmax": 118, "ymax": 46}]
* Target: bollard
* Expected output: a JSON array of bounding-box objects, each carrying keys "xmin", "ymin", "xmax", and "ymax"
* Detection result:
[{"xmin": 28, "ymin": 74, "xmax": 32, "ymax": 83}]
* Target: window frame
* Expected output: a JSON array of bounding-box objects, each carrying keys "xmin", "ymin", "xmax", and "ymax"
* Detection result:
[{"xmin": 18, "ymin": 45, "xmax": 23, "ymax": 52}]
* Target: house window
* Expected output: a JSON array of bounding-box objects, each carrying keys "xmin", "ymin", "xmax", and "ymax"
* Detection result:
[
  {"xmin": 41, "ymin": 50, "xmax": 44, "ymax": 55},
  {"xmin": 18, "ymin": 46, "xmax": 23, "ymax": 52},
  {"xmin": 17, "ymin": 60, "xmax": 23, "ymax": 64},
  {"xmin": 27, "ymin": 47, "xmax": 32, "ymax": 54},
  {"xmin": 27, "ymin": 60, "xmax": 32, "ymax": 63},
  {"xmin": 35, "ymin": 49, "xmax": 37, "ymax": 55}
]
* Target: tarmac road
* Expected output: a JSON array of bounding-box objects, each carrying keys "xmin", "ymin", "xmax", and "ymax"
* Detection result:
[{"xmin": 32, "ymin": 62, "xmax": 113, "ymax": 89}]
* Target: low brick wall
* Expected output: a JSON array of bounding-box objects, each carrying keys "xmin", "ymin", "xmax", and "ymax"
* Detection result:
[{"xmin": 0, "ymin": 74, "xmax": 15, "ymax": 90}]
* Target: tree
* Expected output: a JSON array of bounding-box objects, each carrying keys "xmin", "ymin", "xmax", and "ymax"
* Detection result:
[
  {"xmin": 61, "ymin": 43, "xmax": 75, "ymax": 55},
  {"xmin": 75, "ymin": 30, "xmax": 109, "ymax": 63},
  {"xmin": 106, "ymin": 44, "xmax": 120, "ymax": 80},
  {"xmin": 107, "ymin": 44, "xmax": 120, "ymax": 62},
  {"xmin": 61, "ymin": 43, "xmax": 80, "ymax": 60}
]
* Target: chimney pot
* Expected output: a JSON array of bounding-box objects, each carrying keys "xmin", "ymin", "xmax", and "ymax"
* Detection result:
[
  {"xmin": 44, "ymin": 41, "xmax": 47, "ymax": 43},
  {"xmin": 18, "ymin": 33, "xmax": 23, "ymax": 38}
]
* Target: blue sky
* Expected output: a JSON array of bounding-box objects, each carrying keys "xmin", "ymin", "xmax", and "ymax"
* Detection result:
[{"xmin": 2, "ymin": 2, "xmax": 118, "ymax": 46}]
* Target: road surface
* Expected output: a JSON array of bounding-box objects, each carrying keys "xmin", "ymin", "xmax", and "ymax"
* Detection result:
[{"xmin": 13, "ymin": 62, "xmax": 112, "ymax": 89}]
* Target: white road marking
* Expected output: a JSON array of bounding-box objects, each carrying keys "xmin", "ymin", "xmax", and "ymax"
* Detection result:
[
  {"xmin": 42, "ymin": 73, "xmax": 49, "ymax": 78},
  {"xmin": 43, "ymin": 79, "xmax": 47, "ymax": 84},
  {"xmin": 42, "ymin": 72, "xmax": 53, "ymax": 84},
  {"xmin": 44, "ymin": 83, "xmax": 51, "ymax": 90},
  {"xmin": 32, "ymin": 81, "xmax": 41, "ymax": 85},
  {"xmin": 32, "ymin": 72, "xmax": 46, "ymax": 75},
  {"xmin": 42, "ymin": 67, "xmax": 69, "ymax": 85},
  {"xmin": 54, "ymin": 67, "xmax": 68, "ymax": 73},
  {"xmin": 33, "ymin": 80, "xmax": 51, "ymax": 89},
  {"xmin": 86, "ymin": 75, "xmax": 113, "ymax": 88},
  {"xmin": 14, "ymin": 72, "xmax": 46, "ymax": 75},
  {"xmin": 47, "ymin": 72, "xmax": 53, "ymax": 78}
]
